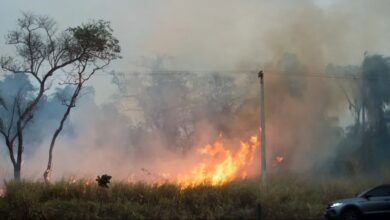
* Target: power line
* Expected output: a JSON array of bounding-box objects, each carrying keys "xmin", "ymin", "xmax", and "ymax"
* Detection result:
[{"xmin": 90, "ymin": 70, "xmax": 390, "ymax": 82}]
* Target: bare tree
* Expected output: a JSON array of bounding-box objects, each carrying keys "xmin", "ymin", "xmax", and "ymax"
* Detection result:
[
  {"xmin": 43, "ymin": 21, "xmax": 120, "ymax": 181},
  {"xmin": 111, "ymin": 66, "xmax": 246, "ymax": 152},
  {"xmin": 0, "ymin": 13, "xmax": 120, "ymax": 180}
]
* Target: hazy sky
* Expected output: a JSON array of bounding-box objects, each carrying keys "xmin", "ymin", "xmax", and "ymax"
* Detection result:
[
  {"xmin": 0, "ymin": 0, "xmax": 165, "ymax": 102},
  {"xmin": 1, "ymin": 0, "xmax": 390, "ymax": 102}
]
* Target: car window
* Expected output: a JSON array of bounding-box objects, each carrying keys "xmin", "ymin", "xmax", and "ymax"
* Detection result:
[{"xmin": 366, "ymin": 186, "xmax": 390, "ymax": 197}]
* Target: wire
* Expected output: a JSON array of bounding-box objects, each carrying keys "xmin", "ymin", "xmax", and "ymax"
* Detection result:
[{"xmin": 89, "ymin": 70, "xmax": 388, "ymax": 82}]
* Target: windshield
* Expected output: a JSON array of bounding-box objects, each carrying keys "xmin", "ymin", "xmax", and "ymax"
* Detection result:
[
  {"xmin": 358, "ymin": 185, "xmax": 390, "ymax": 197},
  {"xmin": 357, "ymin": 188, "xmax": 373, "ymax": 197}
]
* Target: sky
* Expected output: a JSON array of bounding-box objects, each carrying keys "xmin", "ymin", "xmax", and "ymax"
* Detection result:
[
  {"xmin": 1, "ymin": 0, "xmax": 390, "ymax": 103},
  {"xmin": 0, "ymin": 0, "xmax": 165, "ymax": 102}
]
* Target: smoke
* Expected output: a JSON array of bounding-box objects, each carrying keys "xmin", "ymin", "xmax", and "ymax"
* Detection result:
[
  {"xmin": 2, "ymin": 0, "xmax": 390, "ymax": 181},
  {"xmin": 133, "ymin": 0, "xmax": 390, "ymax": 174},
  {"xmin": 0, "ymin": 74, "xmax": 76, "ymax": 178},
  {"xmin": 140, "ymin": 0, "xmax": 390, "ymax": 71}
]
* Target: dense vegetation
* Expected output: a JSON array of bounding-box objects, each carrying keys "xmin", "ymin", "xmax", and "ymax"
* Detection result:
[{"xmin": 0, "ymin": 175, "xmax": 385, "ymax": 220}]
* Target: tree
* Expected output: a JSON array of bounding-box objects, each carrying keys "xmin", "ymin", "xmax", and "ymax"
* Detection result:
[
  {"xmin": 111, "ymin": 65, "xmax": 247, "ymax": 152},
  {"xmin": 358, "ymin": 55, "xmax": 390, "ymax": 170},
  {"xmin": 362, "ymin": 55, "xmax": 390, "ymax": 136},
  {"xmin": 0, "ymin": 13, "xmax": 120, "ymax": 180},
  {"xmin": 325, "ymin": 64, "xmax": 363, "ymax": 132}
]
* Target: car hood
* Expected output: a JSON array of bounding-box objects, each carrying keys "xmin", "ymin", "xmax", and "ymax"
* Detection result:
[{"xmin": 332, "ymin": 197, "xmax": 366, "ymax": 204}]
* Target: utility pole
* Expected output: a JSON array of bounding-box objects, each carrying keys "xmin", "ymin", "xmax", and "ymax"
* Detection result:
[{"xmin": 258, "ymin": 70, "xmax": 267, "ymax": 186}]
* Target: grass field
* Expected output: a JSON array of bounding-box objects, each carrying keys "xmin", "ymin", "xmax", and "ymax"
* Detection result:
[{"xmin": 0, "ymin": 175, "xmax": 384, "ymax": 220}]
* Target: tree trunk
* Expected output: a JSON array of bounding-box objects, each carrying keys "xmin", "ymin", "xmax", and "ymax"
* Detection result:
[
  {"xmin": 15, "ymin": 121, "xmax": 23, "ymax": 180},
  {"xmin": 14, "ymin": 163, "xmax": 21, "ymax": 180},
  {"xmin": 44, "ymin": 84, "xmax": 81, "ymax": 183}
]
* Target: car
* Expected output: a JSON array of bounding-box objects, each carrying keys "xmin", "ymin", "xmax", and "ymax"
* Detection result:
[{"xmin": 325, "ymin": 184, "xmax": 390, "ymax": 220}]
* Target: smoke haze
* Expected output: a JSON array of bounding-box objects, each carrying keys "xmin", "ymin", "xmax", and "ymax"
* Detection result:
[{"xmin": 1, "ymin": 0, "xmax": 390, "ymax": 182}]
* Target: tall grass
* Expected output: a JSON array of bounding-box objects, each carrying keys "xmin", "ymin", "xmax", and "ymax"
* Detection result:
[{"xmin": 0, "ymin": 175, "xmax": 385, "ymax": 219}]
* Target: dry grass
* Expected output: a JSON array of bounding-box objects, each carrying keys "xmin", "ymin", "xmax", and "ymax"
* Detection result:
[{"xmin": 0, "ymin": 174, "xmax": 385, "ymax": 219}]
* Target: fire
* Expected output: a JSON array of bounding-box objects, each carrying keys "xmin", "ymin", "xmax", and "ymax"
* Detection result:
[
  {"xmin": 177, "ymin": 134, "xmax": 258, "ymax": 188},
  {"xmin": 0, "ymin": 188, "xmax": 4, "ymax": 198},
  {"xmin": 127, "ymin": 174, "xmax": 135, "ymax": 184},
  {"xmin": 84, "ymin": 179, "xmax": 92, "ymax": 187},
  {"xmin": 69, "ymin": 176, "xmax": 76, "ymax": 184},
  {"xmin": 275, "ymin": 156, "xmax": 284, "ymax": 163}
]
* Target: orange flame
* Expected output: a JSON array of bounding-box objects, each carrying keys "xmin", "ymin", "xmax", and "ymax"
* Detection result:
[
  {"xmin": 84, "ymin": 179, "xmax": 92, "ymax": 187},
  {"xmin": 177, "ymin": 135, "xmax": 258, "ymax": 188},
  {"xmin": 0, "ymin": 188, "xmax": 4, "ymax": 198},
  {"xmin": 275, "ymin": 156, "xmax": 284, "ymax": 163}
]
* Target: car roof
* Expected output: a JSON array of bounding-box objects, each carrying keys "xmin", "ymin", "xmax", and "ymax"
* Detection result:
[
  {"xmin": 357, "ymin": 184, "xmax": 390, "ymax": 197},
  {"xmin": 375, "ymin": 184, "xmax": 390, "ymax": 188}
]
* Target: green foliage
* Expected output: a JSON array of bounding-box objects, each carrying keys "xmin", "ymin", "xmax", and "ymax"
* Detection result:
[
  {"xmin": 68, "ymin": 20, "xmax": 121, "ymax": 61},
  {"xmin": 96, "ymin": 174, "xmax": 112, "ymax": 188},
  {"xmin": 0, "ymin": 175, "xmax": 384, "ymax": 220}
]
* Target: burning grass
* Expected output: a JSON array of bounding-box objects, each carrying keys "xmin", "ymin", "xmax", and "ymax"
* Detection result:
[
  {"xmin": 177, "ymin": 134, "xmax": 258, "ymax": 188},
  {"xmin": 0, "ymin": 175, "xmax": 384, "ymax": 220}
]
